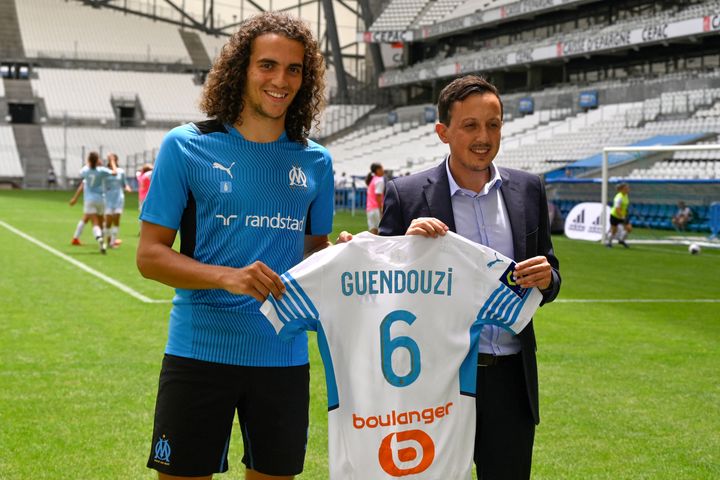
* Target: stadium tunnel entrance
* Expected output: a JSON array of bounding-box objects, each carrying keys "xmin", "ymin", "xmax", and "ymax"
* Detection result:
[{"xmin": 7, "ymin": 103, "xmax": 34, "ymax": 124}]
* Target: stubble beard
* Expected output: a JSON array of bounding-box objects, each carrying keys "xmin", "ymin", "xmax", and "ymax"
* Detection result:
[{"xmin": 252, "ymin": 102, "xmax": 286, "ymax": 121}]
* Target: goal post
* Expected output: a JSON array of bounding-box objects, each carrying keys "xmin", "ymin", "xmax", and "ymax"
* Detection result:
[{"xmin": 601, "ymin": 144, "xmax": 720, "ymax": 244}]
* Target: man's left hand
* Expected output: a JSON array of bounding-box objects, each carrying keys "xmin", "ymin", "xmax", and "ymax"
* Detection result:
[{"xmin": 514, "ymin": 256, "xmax": 552, "ymax": 290}]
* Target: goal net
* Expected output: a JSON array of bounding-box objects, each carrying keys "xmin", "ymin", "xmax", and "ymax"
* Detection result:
[{"xmin": 600, "ymin": 144, "xmax": 720, "ymax": 248}]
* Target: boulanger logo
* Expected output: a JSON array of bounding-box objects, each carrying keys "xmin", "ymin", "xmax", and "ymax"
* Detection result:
[
  {"xmin": 288, "ymin": 165, "xmax": 308, "ymax": 188},
  {"xmin": 153, "ymin": 435, "xmax": 171, "ymax": 466},
  {"xmin": 378, "ymin": 429, "xmax": 435, "ymax": 476}
]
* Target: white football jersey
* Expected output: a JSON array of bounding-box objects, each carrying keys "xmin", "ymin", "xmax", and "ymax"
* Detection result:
[{"xmin": 261, "ymin": 231, "xmax": 542, "ymax": 479}]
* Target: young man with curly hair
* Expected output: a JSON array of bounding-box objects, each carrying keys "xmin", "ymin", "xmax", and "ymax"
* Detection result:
[{"xmin": 137, "ymin": 12, "xmax": 335, "ymax": 480}]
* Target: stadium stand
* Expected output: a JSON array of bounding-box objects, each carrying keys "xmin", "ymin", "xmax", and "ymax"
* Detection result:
[
  {"xmin": 198, "ymin": 33, "xmax": 228, "ymax": 63},
  {"xmin": 412, "ymin": 0, "xmax": 466, "ymax": 28},
  {"xmin": 41, "ymin": 126, "xmax": 168, "ymax": 183},
  {"xmin": 31, "ymin": 68, "xmax": 204, "ymax": 123},
  {"xmin": 0, "ymin": 126, "xmax": 23, "ymax": 179},
  {"xmin": 15, "ymin": 0, "xmax": 192, "ymax": 64},
  {"xmin": 369, "ymin": 0, "xmax": 429, "ymax": 32},
  {"xmin": 314, "ymin": 104, "xmax": 375, "ymax": 139},
  {"xmin": 1, "ymin": 0, "xmax": 719, "ymax": 235}
]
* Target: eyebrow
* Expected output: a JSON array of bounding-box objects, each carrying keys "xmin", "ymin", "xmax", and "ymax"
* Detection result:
[{"xmin": 256, "ymin": 58, "xmax": 303, "ymax": 70}]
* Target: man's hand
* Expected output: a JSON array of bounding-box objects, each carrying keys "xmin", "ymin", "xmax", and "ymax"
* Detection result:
[
  {"xmin": 514, "ymin": 256, "xmax": 552, "ymax": 290},
  {"xmin": 406, "ymin": 217, "xmax": 449, "ymax": 238},
  {"xmin": 335, "ymin": 231, "xmax": 353, "ymax": 244},
  {"xmin": 219, "ymin": 261, "xmax": 286, "ymax": 302}
]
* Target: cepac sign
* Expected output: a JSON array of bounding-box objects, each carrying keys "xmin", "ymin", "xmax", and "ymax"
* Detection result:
[{"xmin": 564, "ymin": 202, "xmax": 610, "ymax": 241}]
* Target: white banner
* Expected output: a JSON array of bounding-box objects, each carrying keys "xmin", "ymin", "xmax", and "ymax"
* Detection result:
[
  {"xmin": 564, "ymin": 202, "xmax": 610, "ymax": 241},
  {"xmin": 379, "ymin": 12, "xmax": 720, "ymax": 87},
  {"xmin": 380, "ymin": 43, "xmax": 405, "ymax": 68},
  {"xmin": 360, "ymin": 31, "xmax": 414, "ymax": 44}
]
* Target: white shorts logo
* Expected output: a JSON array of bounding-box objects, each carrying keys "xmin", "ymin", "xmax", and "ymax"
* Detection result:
[{"xmin": 289, "ymin": 166, "xmax": 307, "ymax": 188}]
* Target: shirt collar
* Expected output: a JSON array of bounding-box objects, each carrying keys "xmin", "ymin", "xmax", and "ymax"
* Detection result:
[{"xmin": 445, "ymin": 155, "xmax": 503, "ymax": 197}]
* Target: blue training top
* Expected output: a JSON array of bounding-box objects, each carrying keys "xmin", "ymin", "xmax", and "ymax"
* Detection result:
[
  {"xmin": 140, "ymin": 120, "xmax": 334, "ymax": 366},
  {"xmin": 80, "ymin": 166, "xmax": 113, "ymax": 202},
  {"xmin": 103, "ymin": 168, "xmax": 127, "ymax": 206}
]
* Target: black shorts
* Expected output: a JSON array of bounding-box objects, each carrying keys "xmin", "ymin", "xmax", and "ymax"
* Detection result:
[
  {"xmin": 610, "ymin": 214, "xmax": 627, "ymax": 226},
  {"xmin": 147, "ymin": 354, "xmax": 310, "ymax": 477}
]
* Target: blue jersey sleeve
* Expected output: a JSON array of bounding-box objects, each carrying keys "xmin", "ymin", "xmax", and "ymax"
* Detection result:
[
  {"xmin": 307, "ymin": 145, "xmax": 334, "ymax": 236},
  {"xmin": 139, "ymin": 125, "xmax": 191, "ymax": 229}
]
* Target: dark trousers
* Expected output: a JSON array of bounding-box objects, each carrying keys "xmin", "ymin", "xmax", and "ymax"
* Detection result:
[{"xmin": 474, "ymin": 353, "xmax": 536, "ymax": 480}]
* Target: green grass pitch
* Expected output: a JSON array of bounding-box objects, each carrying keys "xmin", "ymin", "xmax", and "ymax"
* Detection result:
[{"xmin": 0, "ymin": 190, "xmax": 718, "ymax": 479}]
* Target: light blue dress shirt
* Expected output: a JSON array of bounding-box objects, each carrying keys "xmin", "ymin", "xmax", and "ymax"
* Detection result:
[{"xmin": 445, "ymin": 157, "xmax": 522, "ymax": 355}]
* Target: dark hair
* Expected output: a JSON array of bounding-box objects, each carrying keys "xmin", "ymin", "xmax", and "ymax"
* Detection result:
[
  {"xmin": 365, "ymin": 163, "xmax": 383, "ymax": 185},
  {"xmin": 107, "ymin": 152, "xmax": 118, "ymax": 167},
  {"xmin": 87, "ymin": 151, "xmax": 99, "ymax": 169},
  {"xmin": 437, "ymin": 75, "xmax": 503, "ymax": 126},
  {"xmin": 616, "ymin": 182, "xmax": 629, "ymax": 191},
  {"xmin": 200, "ymin": 12, "xmax": 325, "ymax": 145}
]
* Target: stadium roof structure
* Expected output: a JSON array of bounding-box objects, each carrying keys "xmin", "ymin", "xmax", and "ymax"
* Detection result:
[
  {"xmin": 77, "ymin": 0, "xmax": 382, "ymax": 103},
  {"xmin": 570, "ymin": 134, "xmax": 711, "ymax": 169}
]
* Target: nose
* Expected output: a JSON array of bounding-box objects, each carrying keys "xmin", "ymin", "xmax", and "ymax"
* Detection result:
[
  {"xmin": 475, "ymin": 125, "xmax": 491, "ymax": 142},
  {"xmin": 272, "ymin": 69, "xmax": 289, "ymax": 88}
]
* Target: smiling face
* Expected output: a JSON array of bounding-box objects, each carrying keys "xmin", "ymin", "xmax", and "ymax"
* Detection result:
[
  {"xmin": 435, "ymin": 92, "xmax": 502, "ymax": 190},
  {"xmin": 238, "ymin": 33, "xmax": 305, "ymax": 139}
]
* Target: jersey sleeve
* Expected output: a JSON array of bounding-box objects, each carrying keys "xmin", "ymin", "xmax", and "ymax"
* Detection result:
[
  {"xmin": 475, "ymin": 259, "xmax": 543, "ymax": 334},
  {"xmin": 139, "ymin": 126, "xmax": 190, "ymax": 229},
  {"xmin": 260, "ymin": 243, "xmax": 342, "ymax": 341},
  {"xmin": 306, "ymin": 148, "xmax": 334, "ymax": 236}
]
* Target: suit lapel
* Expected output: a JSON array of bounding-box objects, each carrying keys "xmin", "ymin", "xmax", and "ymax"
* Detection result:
[
  {"xmin": 499, "ymin": 168, "xmax": 527, "ymax": 261},
  {"xmin": 422, "ymin": 160, "xmax": 457, "ymax": 232}
]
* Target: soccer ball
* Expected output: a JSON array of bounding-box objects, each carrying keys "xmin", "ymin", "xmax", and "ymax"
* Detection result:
[{"xmin": 688, "ymin": 243, "xmax": 701, "ymax": 255}]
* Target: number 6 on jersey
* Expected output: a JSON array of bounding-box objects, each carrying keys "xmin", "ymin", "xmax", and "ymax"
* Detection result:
[{"xmin": 380, "ymin": 309, "xmax": 421, "ymax": 387}]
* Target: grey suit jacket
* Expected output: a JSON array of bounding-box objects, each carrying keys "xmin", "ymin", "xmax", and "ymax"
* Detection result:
[{"xmin": 378, "ymin": 159, "xmax": 561, "ymax": 424}]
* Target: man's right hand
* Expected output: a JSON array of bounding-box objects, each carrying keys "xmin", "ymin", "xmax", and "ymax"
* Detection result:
[
  {"xmin": 221, "ymin": 261, "xmax": 286, "ymax": 302},
  {"xmin": 406, "ymin": 217, "xmax": 449, "ymax": 238}
]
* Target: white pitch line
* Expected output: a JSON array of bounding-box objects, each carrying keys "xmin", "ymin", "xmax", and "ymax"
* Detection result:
[
  {"xmin": 4, "ymin": 220, "xmax": 715, "ymax": 306},
  {"xmin": 555, "ymin": 299, "xmax": 720, "ymax": 303},
  {"xmin": 0, "ymin": 220, "xmax": 171, "ymax": 304}
]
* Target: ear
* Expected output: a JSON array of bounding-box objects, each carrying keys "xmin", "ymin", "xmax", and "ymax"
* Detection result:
[{"xmin": 435, "ymin": 122, "xmax": 449, "ymax": 144}]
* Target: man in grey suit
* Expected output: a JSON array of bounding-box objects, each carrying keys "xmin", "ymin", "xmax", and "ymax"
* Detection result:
[{"xmin": 379, "ymin": 75, "xmax": 561, "ymax": 479}]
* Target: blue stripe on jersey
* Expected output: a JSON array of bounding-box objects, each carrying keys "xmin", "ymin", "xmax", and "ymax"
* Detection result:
[
  {"xmin": 459, "ymin": 323, "xmax": 483, "ymax": 397},
  {"xmin": 478, "ymin": 286, "xmax": 506, "ymax": 324},
  {"xmin": 141, "ymin": 122, "xmax": 334, "ymax": 366},
  {"xmin": 496, "ymin": 290, "xmax": 518, "ymax": 323},
  {"xmin": 283, "ymin": 273, "xmax": 320, "ymax": 319},
  {"xmin": 280, "ymin": 278, "xmax": 310, "ymax": 320},
  {"xmin": 316, "ymin": 323, "xmax": 340, "ymax": 410},
  {"xmin": 267, "ymin": 295, "xmax": 289, "ymax": 325},
  {"xmin": 478, "ymin": 285, "xmax": 525, "ymax": 332},
  {"xmin": 506, "ymin": 290, "xmax": 531, "ymax": 328}
]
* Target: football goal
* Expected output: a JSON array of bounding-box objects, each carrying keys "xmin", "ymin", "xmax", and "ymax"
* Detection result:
[{"xmin": 600, "ymin": 144, "xmax": 720, "ymax": 247}]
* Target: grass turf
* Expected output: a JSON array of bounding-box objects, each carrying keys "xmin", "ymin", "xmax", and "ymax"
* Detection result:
[{"xmin": 0, "ymin": 190, "xmax": 718, "ymax": 479}]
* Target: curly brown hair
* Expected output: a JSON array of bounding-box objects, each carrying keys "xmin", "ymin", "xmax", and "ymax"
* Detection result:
[{"xmin": 200, "ymin": 12, "xmax": 325, "ymax": 145}]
